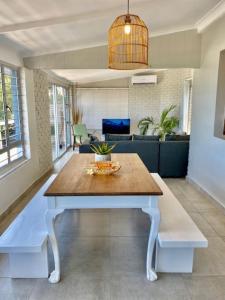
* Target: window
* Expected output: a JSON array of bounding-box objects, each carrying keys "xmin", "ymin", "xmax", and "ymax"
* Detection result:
[
  {"xmin": 49, "ymin": 84, "xmax": 71, "ymax": 161},
  {"xmin": 0, "ymin": 65, "xmax": 24, "ymax": 170},
  {"xmin": 180, "ymin": 78, "xmax": 192, "ymax": 134}
]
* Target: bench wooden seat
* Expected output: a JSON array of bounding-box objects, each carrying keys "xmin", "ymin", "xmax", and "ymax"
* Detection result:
[
  {"xmin": 0, "ymin": 175, "xmax": 63, "ymax": 278},
  {"xmin": 152, "ymin": 173, "xmax": 208, "ymax": 273}
]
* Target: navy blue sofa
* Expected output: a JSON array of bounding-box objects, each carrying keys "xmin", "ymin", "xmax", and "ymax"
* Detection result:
[{"xmin": 79, "ymin": 140, "xmax": 189, "ymax": 178}]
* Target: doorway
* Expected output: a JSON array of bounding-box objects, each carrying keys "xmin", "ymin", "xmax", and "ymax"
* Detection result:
[{"xmin": 49, "ymin": 84, "xmax": 71, "ymax": 161}]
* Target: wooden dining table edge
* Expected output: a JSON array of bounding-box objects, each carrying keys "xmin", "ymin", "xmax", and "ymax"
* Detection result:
[{"xmin": 44, "ymin": 191, "xmax": 163, "ymax": 197}]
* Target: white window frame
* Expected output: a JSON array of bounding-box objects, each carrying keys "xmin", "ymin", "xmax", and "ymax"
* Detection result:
[
  {"xmin": 0, "ymin": 63, "xmax": 25, "ymax": 173},
  {"xmin": 180, "ymin": 78, "xmax": 192, "ymax": 134},
  {"xmin": 49, "ymin": 84, "xmax": 71, "ymax": 161}
]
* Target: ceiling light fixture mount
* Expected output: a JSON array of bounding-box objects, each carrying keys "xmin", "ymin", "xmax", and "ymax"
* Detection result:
[{"xmin": 108, "ymin": 0, "xmax": 149, "ymax": 70}]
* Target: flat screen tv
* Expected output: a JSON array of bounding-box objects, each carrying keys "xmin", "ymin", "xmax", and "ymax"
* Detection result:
[{"xmin": 102, "ymin": 119, "xmax": 130, "ymax": 134}]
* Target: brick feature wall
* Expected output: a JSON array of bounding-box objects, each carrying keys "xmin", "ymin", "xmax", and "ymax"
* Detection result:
[
  {"xmin": 33, "ymin": 70, "xmax": 52, "ymax": 175},
  {"xmin": 128, "ymin": 69, "xmax": 192, "ymax": 133}
]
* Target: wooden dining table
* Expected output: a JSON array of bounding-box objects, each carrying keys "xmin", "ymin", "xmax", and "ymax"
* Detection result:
[{"xmin": 45, "ymin": 153, "xmax": 163, "ymax": 283}]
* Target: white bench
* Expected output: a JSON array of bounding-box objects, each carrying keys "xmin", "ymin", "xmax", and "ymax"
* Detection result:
[
  {"xmin": 152, "ymin": 173, "xmax": 208, "ymax": 273},
  {"xmin": 0, "ymin": 175, "xmax": 63, "ymax": 278}
]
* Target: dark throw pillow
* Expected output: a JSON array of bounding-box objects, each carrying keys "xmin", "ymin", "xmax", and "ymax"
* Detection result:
[
  {"xmin": 165, "ymin": 135, "xmax": 190, "ymax": 141},
  {"xmin": 105, "ymin": 134, "xmax": 132, "ymax": 141},
  {"xmin": 133, "ymin": 134, "xmax": 160, "ymax": 141}
]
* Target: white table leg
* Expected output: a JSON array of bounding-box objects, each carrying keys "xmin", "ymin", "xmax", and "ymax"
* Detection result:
[
  {"xmin": 142, "ymin": 205, "xmax": 160, "ymax": 281},
  {"xmin": 46, "ymin": 210, "xmax": 61, "ymax": 283}
]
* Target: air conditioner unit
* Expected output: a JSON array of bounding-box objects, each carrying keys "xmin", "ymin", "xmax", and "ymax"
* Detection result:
[{"xmin": 131, "ymin": 75, "xmax": 157, "ymax": 85}]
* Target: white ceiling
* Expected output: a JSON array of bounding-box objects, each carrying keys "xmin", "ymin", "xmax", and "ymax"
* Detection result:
[
  {"xmin": 0, "ymin": 0, "xmax": 222, "ymax": 57},
  {"xmin": 51, "ymin": 69, "xmax": 165, "ymax": 84}
]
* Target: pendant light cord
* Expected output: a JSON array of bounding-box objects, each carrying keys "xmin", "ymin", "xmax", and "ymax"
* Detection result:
[{"xmin": 127, "ymin": 0, "xmax": 130, "ymax": 14}]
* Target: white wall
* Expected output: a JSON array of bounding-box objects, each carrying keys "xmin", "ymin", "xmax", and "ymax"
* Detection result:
[
  {"xmin": 76, "ymin": 69, "xmax": 192, "ymax": 135},
  {"xmin": 188, "ymin": 15, "xmax": 225, "ymax": 207},
  {"xmin": 129, "ymin": 69, "xmax": 192, "ymax": 133},
  {"xmin": 77, "ymin": 88, "xmax": 129, "ymax": 130},
  {"xmin": 0, "ymin": 67, "xmax": 41, "ymax": 215},
  {"xmin": 0, "ymin": 42, "xmax": 53, "ymax": 215},
  {"xmin": 0, "ymin": 39, "xmax": 23, "ymax": 66}
]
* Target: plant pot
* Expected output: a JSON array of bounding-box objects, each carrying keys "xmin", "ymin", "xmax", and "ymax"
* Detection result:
[{"xmin": 95, "ymin": 154, "xmax": 111, "ymax": 162}]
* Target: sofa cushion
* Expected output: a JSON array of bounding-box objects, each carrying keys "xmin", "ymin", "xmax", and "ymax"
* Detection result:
[
  {"xmin": 105, "ymin": 134, "xmax": 132, "ymax": 141},
  {"xmin": 133, "ymin": 134, "xmax": 159, "ymax": 141},
  {"xmin": 165, "ymin": 135, "xmax": 190, "ymax": 141},
  {"xmin": 159, "ymin": 141, "xmax": 189, "ymax": 177}
]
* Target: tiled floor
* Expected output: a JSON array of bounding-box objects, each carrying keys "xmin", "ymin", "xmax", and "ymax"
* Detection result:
[{"xmin": 0, "ymin": 152, "xmax": 225, "ymax": 300}]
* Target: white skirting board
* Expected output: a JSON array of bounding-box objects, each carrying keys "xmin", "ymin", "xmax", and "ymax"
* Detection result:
[{"xmin": 155, "ymin": 241, "xmax": 194, "ymax": 273}]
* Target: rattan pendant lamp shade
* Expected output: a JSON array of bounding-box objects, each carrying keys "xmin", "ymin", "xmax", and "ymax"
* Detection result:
[{"xmin": 108, "ymin": 0, "xmax": 149, "ymax": 70}]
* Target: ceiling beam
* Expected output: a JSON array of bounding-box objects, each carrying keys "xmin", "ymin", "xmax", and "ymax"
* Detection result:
[
  {"xmin": 23, "ymin": 30, "xmax": 201, "ymax": 69},
  {"xmin": 0, "ymin": 10, "xmax": 110, "ymax": 34},
  {"xmin": 0, "ymin": 0, "xmax": 150, "ymax": 34}
]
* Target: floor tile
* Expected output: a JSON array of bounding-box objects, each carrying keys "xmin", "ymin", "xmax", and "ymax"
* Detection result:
[
  {"xmin": 0, "ymin": 278, "xmax": 36, "ymax": 299},
  {"xmin": 192, "ymin": 198, "xmax": 218, "ymax": 212},
  {"xmin": 109, "ymin": 209, "xmax": 149, "ymax": 237},
  {"xmin": 109, "ymin": 237, "xmax": 147, "ymax": 276},
  {"xmin": 59, "ymin": 237, "xmax": 110, "ymax": 278},
  {"xmin": 108, "ymin": 274, "xmax": 191, "ymax": 300},
  {"xmin": 183, "ymin": 275, "xmax": 225, "ymax": 300},
  {"xmin": 188, "ymin": 212, "xmax": 218, "ymax": 237},
  {"xmin": 201, "ymin": 211, "xmax": 225, "ymax": 236},
  {"xmin": 0, "ymin": 293, "xmax": 29, "ymax": 300},
  {"xmin": 57, "ymin": 210, "xmax": 110, "ymax": 237},
  {"xmin": 30, "ymin": 275, "xmax": 109, "ymax": 300},
  {"xmin": 193, "ymin": 237, "xmax": 225, "ymax": 275}
]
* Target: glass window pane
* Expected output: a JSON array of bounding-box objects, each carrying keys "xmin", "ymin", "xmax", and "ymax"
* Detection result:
[
  {"xmin": 0, "ymin": 65, "xmax": 23, "ymax": 171},
  {"xmin": 49, "ymin": 86, "xmax": 57, "ymax": 161},
  {"xmin": 56, "ymin": 86, "xmax": 66, "ymax": 156},
  {"xmin": 10, "ymin": 145, "xmax": 23, "ymax": 162},
  {"xmin": 0, "ymin": 82, "xmax": 5, "ymax": 124},
  {"xmin": 49, "ymin": 85, "xmax": 70, "ymax": 161},
  {"xmin": 3, "ymin": 67, "xmax": 17, "ymax": 77},
  {"xmin": 5, "ymin": 85, "xmax": 18, "ymax": 97},
  {"xmin": 6, "ymin": 91, "xmax": 19, "ymax": 110},
  {"xmin": 0, "ymin": 151, "xmax": 8, "ymax": 168},
  {"xmin": 0, "ymin": 125, "xmax": 7, "ymax": 150},
  {"xmin": 9, "ymin": 134, "xmax": 22, "ymax": 143}
]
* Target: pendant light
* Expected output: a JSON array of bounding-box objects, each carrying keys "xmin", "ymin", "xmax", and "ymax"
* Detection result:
[{"xmin": 108, "ymin": 0, "xmax": 149, "ymax": 70}]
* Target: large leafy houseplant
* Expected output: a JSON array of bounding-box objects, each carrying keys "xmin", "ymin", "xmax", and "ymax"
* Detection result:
[
  {"xmin": 152, "ymin": 105, "xmax": 179, "ymax": 141},
  {"xmin": 138, "ymin": 117, "xmax": 154, "ymax": 135}
]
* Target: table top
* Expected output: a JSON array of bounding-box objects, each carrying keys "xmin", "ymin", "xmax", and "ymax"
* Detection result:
[{"xmin": 45, "ymin": 153, "xmax": 163, "ymax": 197}]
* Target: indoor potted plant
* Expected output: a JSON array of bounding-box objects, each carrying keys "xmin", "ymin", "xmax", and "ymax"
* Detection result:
[
  {"xmin": 152, "ymin": 105, "xmax": 179, "ymax": 141},
  {"xmin": 90, "ymin": 143, "xmax": 116, "ymax": 162},
  {"xmin": 138, "ymin": 116, "xmax": 154, "ymax": 135}
]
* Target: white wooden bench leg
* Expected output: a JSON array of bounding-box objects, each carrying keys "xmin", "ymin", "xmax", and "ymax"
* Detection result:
[
  {"xmin": 155, "ymin": 243, "xmax": 194, "ymax": 273},
  {"xmin": 9, "ymin": 246, "xmax": 49, "ymax": 278},
  {"xmin": 46, "ymin": 210, "xmax": 61, "ymax": 283},
  {"xmin": 142, "ymin": 200, "xmax": 160, "ymax": 282}
]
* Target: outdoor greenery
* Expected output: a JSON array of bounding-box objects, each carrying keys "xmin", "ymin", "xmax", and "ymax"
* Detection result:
[
  {"xmin": 0, "ymin": 76, "xmax": 15, "ymax": 121},
  {"xmin": 138, "ymin": 105, "xmax": 179, "ymax": 141},
  {"xmin": 90, "ymin": 143, "xmax": 116, "ymax": 155},
  {"xmin": 0, "ymin": 75, "xmax": 18, "ymax": 143}
]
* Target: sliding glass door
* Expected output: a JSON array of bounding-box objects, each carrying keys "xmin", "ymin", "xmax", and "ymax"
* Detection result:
[{"xmin": 49, "ymin": 84, "xmax": 71, "ymax": 161}]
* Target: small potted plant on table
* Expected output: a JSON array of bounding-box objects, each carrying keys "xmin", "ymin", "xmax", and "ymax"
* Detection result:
[{"xmin": 90, "ymin": 143, "xmax": 116, "ymax": 162}]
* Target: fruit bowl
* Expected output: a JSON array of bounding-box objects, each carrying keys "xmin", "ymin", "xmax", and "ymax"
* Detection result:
[{"xmin": 85, "ymin": 161, "xmax": 121, "ymax": 175}]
